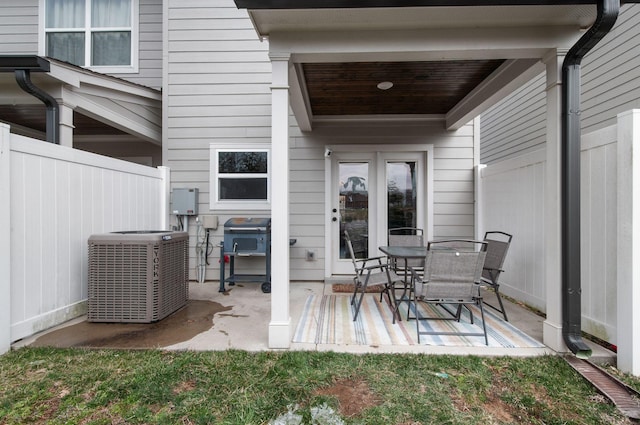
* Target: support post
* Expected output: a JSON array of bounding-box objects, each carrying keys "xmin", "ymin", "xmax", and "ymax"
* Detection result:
[
  {"xmin": 269, "ymin": 53, "xmax": 291, "ymax": 348},
  {"xmin": 542, "ymin": 50, "xmax": 569, "ymax": 353},
  {"xmin": 158, "ymin": 166, "xmax": 171, "ymax": 231},
  {"xmin": 58, "ymin": 101, "xmax": 75, "ymax": 148},
  {"xmin": 0, "ymin": 124, "xmax": 11, "ymax": 354},
  {"xmin": 617, "ymin": 109, "xmax": 640, "ymax": 375}
]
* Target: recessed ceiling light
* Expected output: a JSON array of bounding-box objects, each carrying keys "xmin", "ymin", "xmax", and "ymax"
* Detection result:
[{"xmin": 377, "ymin": 81, "xmax": 393, "ymax": 90}]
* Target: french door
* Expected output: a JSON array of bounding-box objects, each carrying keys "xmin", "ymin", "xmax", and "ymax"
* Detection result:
[{"xmin": 330, "ymin": 150, "xmax": 425, "ymax": 275}]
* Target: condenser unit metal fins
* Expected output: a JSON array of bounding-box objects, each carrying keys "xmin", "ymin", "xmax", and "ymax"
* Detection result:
[{"xmin": 87, "ymin": 231, "xmax": 189, "ymax": 323}]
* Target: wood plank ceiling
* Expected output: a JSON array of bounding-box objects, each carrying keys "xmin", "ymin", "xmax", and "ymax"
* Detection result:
[{"xmin": 302, "ymin": 59, "xmax": 506, "ymax": 116}]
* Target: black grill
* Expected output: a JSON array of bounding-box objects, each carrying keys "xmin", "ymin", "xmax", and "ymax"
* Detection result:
[
  {"xmin": 223, "ymin": 217, "xmax": 271, "ymax": 255},
  {"xmin": 220, "ymin": 218, "xmax": 271, "ymax": 293}
]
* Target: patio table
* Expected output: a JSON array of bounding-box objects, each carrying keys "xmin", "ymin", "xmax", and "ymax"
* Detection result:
[{"xmin": 379, "ymin": 245, "xmax": 427, "ymax": 318}]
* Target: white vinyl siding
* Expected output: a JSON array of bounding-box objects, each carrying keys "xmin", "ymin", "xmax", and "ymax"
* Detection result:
[
  {"xmin": 0, "ymin": 1, "xmax": 39, "ymax": 54},
  {"xmin": 165, "ymin": 0, "xmax": 272, "ymax": 278},
  {"xmin": 480, "ymin": 72, "xmax": 546, "ymax": 164},
  {"xmin": 1, "ymin": 0, "xmax": 161, "ymax": 89},
  {"xmin": 581, "ymin": 4, "xmax": 640, "ymax": 134},
  {"xmin": 480, "ymin": 4, "xmax": 640, "ymax": 164},
  {"xmin": 165, "ymin": 0, "xmax": 478, "ymax": 281},
  {"xmin": 116, "ymin": 0, "xmax": 162, "ymax": 89}
]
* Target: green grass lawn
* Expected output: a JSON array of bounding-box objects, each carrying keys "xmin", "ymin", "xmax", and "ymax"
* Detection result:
[{"xmin": 1, "ymin": 348, "xmax": 638, "ymax": 424}]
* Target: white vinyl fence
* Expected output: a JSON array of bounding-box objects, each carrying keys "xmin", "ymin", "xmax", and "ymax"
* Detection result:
[
  {"xmin": 479, "ymin": 110, "xmax": 640, "ymax": 375},
  {"xmin": 0, "ymin": 123, "xmax": 169, "ymax": 353}
]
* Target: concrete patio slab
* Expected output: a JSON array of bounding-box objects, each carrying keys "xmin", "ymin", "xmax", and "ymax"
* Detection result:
[{"xmin": 13, "ymin": 280, "xmax": 615, "ymax": 363}]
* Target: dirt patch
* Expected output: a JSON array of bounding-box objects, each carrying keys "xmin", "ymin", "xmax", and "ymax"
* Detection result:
[
  {"xmin": 173, "ymin": 380, "xmax": 197, "ymax": 395},
  {"xmin": 30, "ymin": 300, "xmax": 231, "ymax": 349},
  {"xmin": 481, "ymin": 394, "xmax": 516, "ymax": 423},
  {"xmin": 314, "ymin": 377, "xmax": 382, "ymax": 418}
]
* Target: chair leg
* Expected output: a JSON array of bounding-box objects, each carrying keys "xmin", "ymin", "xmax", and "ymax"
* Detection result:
[
  {"xmin": 350, "ymin": 277, "xmax": 358, "ymax": 306},
  {"xmin": 494, "ymin": 288, "xmax": 508, "ymax": 322},
  {"xmin": 482, "ymin": 283, "xmax": 509, "ymax": 322},
  {"xmin": 477, "ymin": 298, "xmax": 489, "ymax": 346},
  {"xmin": 351, "ymin": 274, "xmax": 370, "ymax": 321},
  {"xmin": 388, "ymin": 283, "xmax": 403, "ymax": 324}
]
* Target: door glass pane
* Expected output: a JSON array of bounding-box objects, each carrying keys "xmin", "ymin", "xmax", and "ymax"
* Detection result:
[
  {"xmin": 339, "ymin": 163, "xmax": 369, "ymax": 259},
  {"xmin": 387, "ymin": 161, "xmax": 417, "ymax": 230}
]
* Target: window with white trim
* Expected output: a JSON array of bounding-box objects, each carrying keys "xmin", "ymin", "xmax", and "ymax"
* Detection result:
[
  {"xmin": 44, "ymin": 0, "xmax": 137, "ymax": 72},
  {"xmin": 210, "ymin": 145, "xmax": 271, "ymax": 210}
]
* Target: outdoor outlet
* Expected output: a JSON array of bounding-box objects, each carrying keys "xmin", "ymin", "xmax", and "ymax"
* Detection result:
[
  {"xmin": 306, "ymin": 250, "xmax": 316, "ymax": 261},
  {"xmin": 200, "ymin": 215, "xmax": 218, "ymax": 230}
]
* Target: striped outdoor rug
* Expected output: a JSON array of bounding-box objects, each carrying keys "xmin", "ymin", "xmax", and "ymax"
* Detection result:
[{"xmin": 293, "ymin": 294, "xmax": 544, "ymax": 348}]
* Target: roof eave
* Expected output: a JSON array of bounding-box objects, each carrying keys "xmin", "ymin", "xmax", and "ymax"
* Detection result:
[{"xmin": 235, "ymin": 0, "xmax": 604, "ymax": 9}]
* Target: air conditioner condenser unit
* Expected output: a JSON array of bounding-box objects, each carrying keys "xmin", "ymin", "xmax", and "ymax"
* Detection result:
[{"xmin": 88, "ymin": 231, "xmax": 189, "ymax": 323}]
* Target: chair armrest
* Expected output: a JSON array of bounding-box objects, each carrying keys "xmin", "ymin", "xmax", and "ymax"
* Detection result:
[
  {"xmin": 361, "ymin": 262, "xmax": 389, "ymax": 272},
  {"xmin": 480, "ymin": 277, "xmax": 499, "ymax": 287},
  {"xmin": 483, "ymin": 266, "xmax": 504, "ymax": 273},
  {"xmin": 358, "ymin": 256, "xmax": 386, "ymax": 267}
]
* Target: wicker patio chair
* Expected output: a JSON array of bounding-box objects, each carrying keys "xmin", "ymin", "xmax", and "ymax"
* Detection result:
[
  {"xmin": 344, "ymin": 230, "xmax": 401, "ymax": 321},
  {"xmin": 388, "ymin": 227, "xmax": 425, "ymax": 275},
  {"xmin": 481, "ymin": 231, "xmax": 513, "ymax": 321},
  {"xmin": 409, "ymin": 240, "xmax": 489, "ymax": 345}
]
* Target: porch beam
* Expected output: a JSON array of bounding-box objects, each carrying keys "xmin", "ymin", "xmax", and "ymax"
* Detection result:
[
  {"xmin": 271, "ymin": 27, "xmax": 583, "ymax": 62},
  {"xmin": 446, "ymin": 58, "xmax": 543, "ymax": 130},
  {"xmin": 269, "ymin": 52, "xmax": 292, "ymax": 349},
  {"xmin": 236, "ymin": 0, "xmax": 615, "ymax": 8},
  {"xmin": 289, "ymin": 64, "xmax": 312, "ymax": 132}
]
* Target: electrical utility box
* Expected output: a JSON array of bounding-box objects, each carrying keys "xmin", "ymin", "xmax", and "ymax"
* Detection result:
[{"xmin": 172, "ymin": 188, "xmax": 198, "ymax": 215}]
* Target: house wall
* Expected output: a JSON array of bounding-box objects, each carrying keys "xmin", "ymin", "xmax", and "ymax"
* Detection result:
[
  {"xmin": 581, "ymin": 5, "xmax": 640, "ymax": 134},
  {"xmin": 0, "ymin": 124, "xmax": 168, "ymax": 347},
  {"xmin": 165, "ymin": 0, "xmax": 478, "ymax": 282},
  {"xmin": 479, "ymin": 73, "xmax": 546, "ymax": 164},
  {"xmin": 116, "ymin": 0, "xmax": 163, "ymax": 90},
  {"xmin": 480, "ymin": 3, "xmax": 640, "ymax": 165},
  {"xmin": 0, "ymin": 0, "xmax": 162, "ymax": 90},
  {"xmin": 0, "ymin": 1, "xmax": 38, "ymax": 54}
]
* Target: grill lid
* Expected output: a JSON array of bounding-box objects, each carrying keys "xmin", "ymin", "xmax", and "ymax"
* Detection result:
[{"xmin": 224, "ymin": 217, "xmax": 271, "ymax": 230}]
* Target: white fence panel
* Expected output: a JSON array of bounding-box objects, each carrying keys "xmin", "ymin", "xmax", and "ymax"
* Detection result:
[
  {"xmin": 580, "ymin": 126, "xmax": 618, "ymax": 343},
  {"xmin": 480, "ymin": 123, "xmax": 619, "ymax": 344},
  {"xmin": 480, "ymin": 150, "xmax": 547, "ymax": 311},
  {"xmin": 3, "ymin": 129, "xmax": 168, "ymax": 346}
]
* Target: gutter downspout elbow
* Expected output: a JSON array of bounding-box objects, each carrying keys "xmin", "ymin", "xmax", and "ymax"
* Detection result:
[
  {"xmin": 561, "ymin": 0, "xmax": 619, "ymax": 358},
  {"xmin": 14, "ymin": 69, "xmax": 60, "ymax": 144}
]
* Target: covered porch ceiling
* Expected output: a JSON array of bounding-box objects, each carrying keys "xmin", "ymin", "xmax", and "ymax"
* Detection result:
[{"xmin": 235, "ymin": 1, "xmax": 604, "ymax": 130}]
